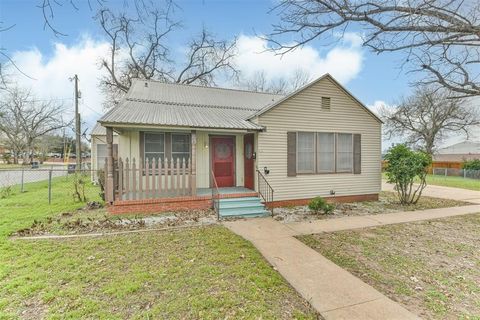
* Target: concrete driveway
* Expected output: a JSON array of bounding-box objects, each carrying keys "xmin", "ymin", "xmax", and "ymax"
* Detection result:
[{"xmin": 382, "ymin": 181, "xmax": 480, "ymax": 203}]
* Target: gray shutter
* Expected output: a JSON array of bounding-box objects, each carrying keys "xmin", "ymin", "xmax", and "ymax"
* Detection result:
[
  {"xmin": 353, "ymin": 134, "xmax": 361, "ymax": 174},
  {"xmin": 287, "ymin": 132, "xmax": 297, "ymax": 177}
]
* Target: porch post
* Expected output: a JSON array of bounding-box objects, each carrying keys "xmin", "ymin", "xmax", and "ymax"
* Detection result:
[
  {"xmin": 106, "ymin": 126, "xmax": 115, "ymax": 203},
  {"xmin": 191, "ymin": 130, "xmax": 197, "ymax": 196}
]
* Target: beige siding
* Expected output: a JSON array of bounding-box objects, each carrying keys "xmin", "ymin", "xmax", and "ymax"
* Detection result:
[{"xmin": 257, "ymin": 76, "xmax": 381, "ymax": 201}]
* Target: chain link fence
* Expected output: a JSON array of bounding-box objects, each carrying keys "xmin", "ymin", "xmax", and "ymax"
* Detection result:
[
  {"xmin": 432, "ymin": 167, "xmax": 480, "ymax": 180},
  {"xmin": 0, "ymin": 166, "xmax": 103, "ymax": 204}
]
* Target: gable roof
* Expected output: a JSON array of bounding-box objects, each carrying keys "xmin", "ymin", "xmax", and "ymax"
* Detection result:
[
  {"xmin": 248, "ymin": 73, "xmax": 383, "ymax": 124},
  {"xmin": 99, "ymin": 74, "xmax": 381, "ymax": 130},
  {"xmin": 99, "ymin": 80, "xmax": 283, "ymax": 130}
]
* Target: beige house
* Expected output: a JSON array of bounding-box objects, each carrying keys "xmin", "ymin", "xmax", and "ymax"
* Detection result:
[
  {"xmin": 90, "ymin": 123, "xmax": 118, "ymax": 181},
  {"xmin": 98, "ymin": 74, "xmax": 382, "ymax": 217}
]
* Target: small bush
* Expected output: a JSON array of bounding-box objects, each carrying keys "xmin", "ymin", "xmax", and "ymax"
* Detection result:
[
  {"xmin": 308, "ymin": 196, "xmax": 335, "ymax": 215},
  {"xmin": 97, "ymin": 169, "xmax": 105, "ymax": 201},
  {"xmin": 384, "ymin": 144, "xmax": 431, "ymax": 205},
  {"xmin": 462, "ymin": 159, "xmax": 480, "ymax": 170}
]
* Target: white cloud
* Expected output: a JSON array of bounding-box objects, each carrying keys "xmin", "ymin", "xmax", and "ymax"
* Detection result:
[
  {"xmin": 10, "ymin": 36, "xmax": 110, "ymax": 133},
  {"xmin": 366, "ymin": 100, "xmax": 395, "ymax": 117},
  {"xmin": 7, "ymin": 32, "xmax": 365, "ymax": 135},
  {"xmin": 235, "ymin": 33, "xmax": 364, "ymax": 84}
]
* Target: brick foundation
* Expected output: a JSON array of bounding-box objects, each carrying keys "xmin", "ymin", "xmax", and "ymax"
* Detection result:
[
  {"xmin": 108, "ymin": 192, "xmax": 258, "ymax": 215},
  {"xmin": 266, "ymin": 193, "xmax": 379, "ymax": 208}
]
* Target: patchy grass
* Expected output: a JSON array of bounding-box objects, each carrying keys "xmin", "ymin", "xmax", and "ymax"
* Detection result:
[
  {"xmin": 0, "ymin": 176, "xmax": 317, "ymax": 318},
  {"xmin": 299, "ymin": 214, "xmax": 480, "ymax": 319}
]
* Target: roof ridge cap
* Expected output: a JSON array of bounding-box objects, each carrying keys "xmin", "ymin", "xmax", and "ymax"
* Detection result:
[
  {"xmin": 133, "ymin": 79, "xmax": 285, "ymax": 96},
  {"xmin": 126, "ymin": 97, "xmax": 263, "ymax": 111}
]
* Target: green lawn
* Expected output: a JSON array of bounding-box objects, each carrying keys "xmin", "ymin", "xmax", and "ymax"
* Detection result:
[
  {"xmin": 299, "ymin": 214, "xmax": 480, "ymax": 319},
  {"xmin": 382, "ymin": 173, "xmax": 479, "ymax": 191},
  {"xmin": 0, "ymin": 179, "xmax": 316, "ymax": 318},
  {"xmin": 423, "ymin": 174, "xmax": 479, "ymax": 191}
]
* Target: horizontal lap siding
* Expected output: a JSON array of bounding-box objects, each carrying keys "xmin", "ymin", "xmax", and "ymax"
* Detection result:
[{"xmin": 257, "ymin": 77, "xmax": 381, "ymax": 201}]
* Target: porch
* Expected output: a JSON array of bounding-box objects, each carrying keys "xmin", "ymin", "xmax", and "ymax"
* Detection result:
[{"xmin": 103, "ymin": 126, "xmax": 270, "ymax": 204}]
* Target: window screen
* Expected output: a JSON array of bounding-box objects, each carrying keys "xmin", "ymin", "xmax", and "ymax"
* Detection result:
[
  {"xmin": 96, "ymin": 144, "xmax": 107, "ymax": 169},
  {"xmin": 144, "ymin": 133, "xmax": 165, "ymax": 162},
  {"xmin": 297, "ymin": 132, "xmax": 315, "ymax": 173},
  {"xmin": 172, "ymin": 133, "xmax": 190, "ymax": 166},
  {"xmin": 317, "ymin": 133, "xmax": 335, "ymax": 173},
  {"xmin": 336, "ymin": 133, "xmax": 353, "ymax": 172}
]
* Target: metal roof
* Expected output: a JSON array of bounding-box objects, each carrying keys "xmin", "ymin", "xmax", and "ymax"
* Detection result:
[
  {"xmin": 90, "ymin": 122, "xmax": 117, "ymax": 136},
  {"xmin": 99, "ymin": 80, "xmax": 283, "ymax": 130}
]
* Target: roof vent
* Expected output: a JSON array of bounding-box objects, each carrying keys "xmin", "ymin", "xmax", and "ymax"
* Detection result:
[{"xmin": 145, "ymin": 82, "xmax": 148, "ymax": 87}]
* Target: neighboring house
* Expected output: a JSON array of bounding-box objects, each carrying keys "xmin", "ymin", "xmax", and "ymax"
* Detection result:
[
  {"xmin": 435, "ymin": 140, "xmax": 480, "ymax": 163},
  {"xmin": 98, "ymin": 74, "xmax": 382, "ymax": 216},
  {"xmin": 90, "ymin": 123, "xmax": 118, "ymax": 181}
]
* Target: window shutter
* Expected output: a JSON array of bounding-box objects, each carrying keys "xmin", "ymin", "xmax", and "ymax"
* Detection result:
[
  {"xmin": 353, "ymin": 134, "xmax": 361, "ymax": 174},
  {"xmin": 287, "ymin": 132, "xmax": 297, "ymax": 177}
]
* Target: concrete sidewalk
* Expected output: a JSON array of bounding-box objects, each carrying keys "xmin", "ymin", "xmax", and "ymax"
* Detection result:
[
  {"xmin": 224, "ymin": 205, "xmax": 480, "ymax": 320},
  {"xmin": 382, "ymin": 181, "xmax": 480, "ymax": 204}
]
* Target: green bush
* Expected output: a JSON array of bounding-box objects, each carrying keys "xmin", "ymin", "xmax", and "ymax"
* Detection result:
[
  {"xmin": 462, "ymin": 159, "xmax": 480, "ymax": 170},
  {"xmin": 384, "ymin": 144, "xmax": 431, "ymax": 205},
  {"xmin": 308, "ymin": 196, "xmax": 335, "ymax": 215}
]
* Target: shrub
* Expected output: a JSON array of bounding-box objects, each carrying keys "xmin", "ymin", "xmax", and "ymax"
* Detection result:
[
  {"xmin": 384, "ymin": 144, "xmax": 431, "ymax": 205},
  {"xmin": 97, "ymin": 169, "xmax": 106, "ymax": 201},
  {"xmin": 72, "ymin": 173, "xmax": 87, "ymax": 202},
  {"xmin": 462, "ymin": 159, "xmax": 480, "ymax": 171},
  {"xmin": 308, "ymin": 196, "xmax": 335, "ymax": 215},
  {"xmin": 0, "ymin": 186, "xmax": 12, "ymax": 199}
]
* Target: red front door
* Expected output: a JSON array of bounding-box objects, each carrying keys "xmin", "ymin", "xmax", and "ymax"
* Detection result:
[
  {"xmin": 244, "ymin": 134, "xmax": 255, "ymax": 190},
  {"xmin": 211, "ymin": 136, "xmax": 235, "ymax": 187}
]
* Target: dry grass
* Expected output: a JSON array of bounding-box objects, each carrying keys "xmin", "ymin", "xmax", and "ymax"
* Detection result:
[{"xmin": 299, "ymin": 214, "xmax": 480, "ymax": 319}]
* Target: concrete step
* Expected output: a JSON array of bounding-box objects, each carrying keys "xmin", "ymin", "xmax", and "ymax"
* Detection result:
[{"xmin": 220, "ymin": 209, "xmax": 271, "ymax": 218}]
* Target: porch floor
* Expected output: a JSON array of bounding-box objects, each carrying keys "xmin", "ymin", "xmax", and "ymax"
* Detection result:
[
  {"xmin": 118, "ymin": 187, "xmax": 256, "ymax": 201},
  {"xmin": 197, "ymin": 187, "xmax": 255, "ymax": 197}
]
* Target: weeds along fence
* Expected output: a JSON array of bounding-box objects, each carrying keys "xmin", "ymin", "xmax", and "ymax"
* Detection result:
[
  {"xmin": 432, "ymin": 168, "xmax": 480, "ymax": 180},
  {"xmin": 0, "ymin": 167, "xmax": 102, "ymax": 204}
]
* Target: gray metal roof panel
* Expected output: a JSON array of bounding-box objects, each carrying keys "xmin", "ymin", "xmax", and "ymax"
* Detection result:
[
  {"xmin": 100, "ymin": 100, "xmax": 264, "ymax": 130},
  {"xmin": 126, "ymin": 79, "xmax": 283, "ymax": 110}
]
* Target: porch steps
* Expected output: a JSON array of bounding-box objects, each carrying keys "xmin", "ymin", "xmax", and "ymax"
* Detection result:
[{"xmin": 218, "ymin": 197, "xmax": 270, "ymax": 218}]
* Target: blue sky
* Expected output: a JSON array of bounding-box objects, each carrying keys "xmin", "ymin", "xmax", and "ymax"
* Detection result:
[{"xmin": 1, "ymin": 0, "xmax": 416, "ymax": 142}]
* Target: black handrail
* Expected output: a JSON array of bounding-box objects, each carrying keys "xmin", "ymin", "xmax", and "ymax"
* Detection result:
[
  {"xmin": 256, "ymin": 169, "xmax": 274, "ymax": 216},
  {"xmin": 210, "ymin": 169, "xmax": 220, "ymax": 220}
]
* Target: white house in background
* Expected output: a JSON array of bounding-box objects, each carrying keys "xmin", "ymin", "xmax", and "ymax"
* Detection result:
[
  {"xmin": 90, "ymin": 123, "xmax": 118, "ymax": 181},
  {"xmin": 435, "ymin": 140, "xmax": 480, "ymax": 162},
  {"xmin": 96, "ymin": 73, "xmax": 382, "ymax": 217}
]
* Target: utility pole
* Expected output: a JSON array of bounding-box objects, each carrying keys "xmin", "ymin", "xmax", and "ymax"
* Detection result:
[{"xmin": 73, "ymin": 74, "xmax": 81, "ymax": 171}]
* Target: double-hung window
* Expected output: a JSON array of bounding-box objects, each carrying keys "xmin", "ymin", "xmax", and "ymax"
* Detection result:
[
  {"xmin": 171, "ymin": 133, "xmax": 190, "ymax": 165},
  {"xmin": 290, "ymin": 131, "xmax": 358, "ymax": 175},
  {"xmin": 317, "ymin": 133, "xmax": 335, "ymax": 173},
  {"xmin": 336, "ymin": 133, "xmax": 353, "ymax": 173},
  {"xmin": 142, "ymin": 132, "xmax": 190, "ymax": 167},
  {"xmin": 144, "ymin": 133, "xmax": 165, "ymax": 163},
  {"xmin": 297, "ymin": 132, "xmax": 315, "ymax": 173}
]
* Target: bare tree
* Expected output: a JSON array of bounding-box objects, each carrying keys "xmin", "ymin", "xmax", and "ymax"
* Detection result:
[
  {"xmin": 97, "ymin": 3, "xmax": 239, "ymax": 107},
  {"xmin": 240, "ymin": 69, "xmax": 311, "ymax": 94},
  {"xmin": 269, "ymin": 0, "xmax": 480, "ymax": 97},
  {"xmin": 0, "ymin": 86, "xmax": 71, "ymax": 163},
  {"xmin": 381, "ymin": 88, "xmax": 480, "ymax": 155}
]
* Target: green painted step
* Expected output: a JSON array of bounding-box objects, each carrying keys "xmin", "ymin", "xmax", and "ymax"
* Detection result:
[{"xmin": 218, "ymin": 196, "xmax": 269, "ymax": 218}]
